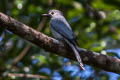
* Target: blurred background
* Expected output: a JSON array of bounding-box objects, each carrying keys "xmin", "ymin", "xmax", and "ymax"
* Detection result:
[{"xmin": 0, "ymin": 0, "xmax": 120, "ymax": 80}]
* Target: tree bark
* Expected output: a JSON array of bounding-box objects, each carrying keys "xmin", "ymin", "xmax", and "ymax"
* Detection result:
[{"xmin": 0, "ymin": 12, "xmax": 120, "ymax": 74}]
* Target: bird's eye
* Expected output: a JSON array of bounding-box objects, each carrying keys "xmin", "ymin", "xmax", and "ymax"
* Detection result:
[{"xmin": 51, "ymin": 12, "xmax": 54, "ymax": 15}]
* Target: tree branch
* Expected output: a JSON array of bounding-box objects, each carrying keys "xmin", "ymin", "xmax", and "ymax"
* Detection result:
[
  {"xmin": 0, "ymin": 12, "xmax": 120, "ymax": 74},
  {"xmin": 7, "ymin": 73, "xmax": 49, "ymax": 79}
]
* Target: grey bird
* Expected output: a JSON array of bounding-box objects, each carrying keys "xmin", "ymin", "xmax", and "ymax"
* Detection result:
[{"xmin": 42, "ymin": 10, "xmax": 85, "ymax": 70}]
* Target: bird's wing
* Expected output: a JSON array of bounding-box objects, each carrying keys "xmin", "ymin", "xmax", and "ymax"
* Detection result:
[{"xmin": 50, "ymin": 18, "xmax": 77, "ymax": 44}]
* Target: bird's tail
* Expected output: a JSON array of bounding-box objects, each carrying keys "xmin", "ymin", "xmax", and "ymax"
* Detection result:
[{"xmin": 64, "ymin": 39, "xmax": 85, "ymax": 70}]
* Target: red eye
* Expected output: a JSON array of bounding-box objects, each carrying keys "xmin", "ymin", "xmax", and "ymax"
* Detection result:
[{"xmin": 51, "ymin": 12, "xmax": 54, "ymax": 15}]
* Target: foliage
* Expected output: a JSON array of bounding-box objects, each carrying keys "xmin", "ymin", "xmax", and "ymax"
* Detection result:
[{"xmin": 0, "ymin": 0, "xmax": 120, "ymax": 80}]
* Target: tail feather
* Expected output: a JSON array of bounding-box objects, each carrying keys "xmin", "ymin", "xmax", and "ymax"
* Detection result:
[
  {"xmin": 71, "ymin": 45, "xmax": 85, "ymax": 70},
  {"xmin": 64, "ymin": 39, "xmax": 85, "ymax": 70}
]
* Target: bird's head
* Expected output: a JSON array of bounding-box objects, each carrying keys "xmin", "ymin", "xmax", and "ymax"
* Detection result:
[{"xmin": 42, "ymin": 9, "xmax": 63, "ymax": 18}]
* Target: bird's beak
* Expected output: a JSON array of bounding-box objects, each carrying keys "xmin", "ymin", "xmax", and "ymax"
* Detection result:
[{"xmin": 42, "ymin": 14, "xmax": 51, "ymax": 17}]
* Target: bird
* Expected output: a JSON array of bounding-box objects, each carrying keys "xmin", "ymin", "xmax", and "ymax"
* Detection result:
[{"xmin": 42, "ymin": 9, "xmax": 85, "ymax": 70}]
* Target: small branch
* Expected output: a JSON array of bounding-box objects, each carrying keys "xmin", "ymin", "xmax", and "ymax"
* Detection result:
[
  {"xmin": 7, "ymin": 73, "xmax": 49, "ymax": 79},
  {"xmin": 81, "ymin": 0, "xmax": 106, "ymax": 20},
  {"xmin": 37, "ymin": 17, "xmax": 47, "ymax": 31},
  {"xmin": 11, "ymin": 45, "xmax": 30, "ymax": 65},
  {"xmin": 0, "ymin": 12, "xmax": 120, "ymax": 74}
]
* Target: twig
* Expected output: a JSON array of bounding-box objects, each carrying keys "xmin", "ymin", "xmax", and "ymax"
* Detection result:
[
  {"xmin": 7, "ymin": 73, "xmax": 49, "ymax": 79},
  {"xmin": 11, "ymin": 45, "xmax": 30, "ymax": 65},
  {"xmin": 81, "ymin": 0, "xmax": 106, "ymax": 19}
]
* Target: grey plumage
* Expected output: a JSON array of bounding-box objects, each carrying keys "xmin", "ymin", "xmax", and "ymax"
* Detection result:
[{"xmin": 42, "ymin": 10, "xmax": 85, "ymax": 70}]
